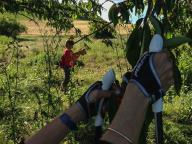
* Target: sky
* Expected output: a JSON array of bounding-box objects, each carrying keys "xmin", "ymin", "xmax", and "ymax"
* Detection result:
[
  {"xmin": 100, "ymin": 0, "xmax": 124, "ymax": 22},
  {"xmin": 59, "ymin": 0, "xmax": 139, "ymax": 23},
  {"xmin": 100, "ymin": 0, "xmax": 142, "ymax": 23}
]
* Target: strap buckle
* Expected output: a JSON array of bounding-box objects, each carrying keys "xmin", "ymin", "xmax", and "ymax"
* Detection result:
[{"xmin": 151, "ymin": 89, "xmax": 165, "ymax": 103}]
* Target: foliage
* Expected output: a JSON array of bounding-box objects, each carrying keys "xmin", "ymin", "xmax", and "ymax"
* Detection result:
[
  {"xmin": 162, "ymin": 92, "xmax": 192, "ymax": 144},
  {"xmin": 125, "ymin": 18, "xmax": 144, "ymax": 66},
  {"xmin": 0, "ymin": 17, "xmax": 27, "ymax": 38},
  {"xmin": 0, "ymin": 0, "xmax": 192, "ymax": 144},
  {"xmin": 176, "ymin": 94, "xmax": 192, "ymax": 123},
  {"xmin": 0, "ymin": 34, "xmax": 63, "ymax": 143},
  {"xmin": 0, "ymin": 0, "xmax": 103, "ymax": 32},
  {"xmin": 177, "ymin": 45, "xmax": 192, "ymax": 91},
  {"xmin": 107, "ymin": 0, "xmax": 192, "ymax": 68},
  {"xmin": 169, "ymin": 0, "xmax": 192, "ymax": 36},
  {"xmin": 89, "ymin": 20, "xmax": 115, "ymax": 39},
  {"xmin": 0, "ymin": 35, "xmax": 12, "ymax": 45},
  {"xmin": 107, "ymin": 0, "xmax": 191, "ymax": 80}
]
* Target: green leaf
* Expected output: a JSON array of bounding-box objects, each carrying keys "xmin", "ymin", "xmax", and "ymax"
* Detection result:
[
  {"xmin": 132, "ymin": 0, "xmax": 136, "ymax": 5},
  {"xmin": 165, "ymin": 32, "xmax": 173, "ymax": 39},
  {"xmin": 119, "ymin": 2, "xmax": 130, "ymax": 23},
  {"xmin": 164, "ymin": 36, "xmax": 192, "ymax": 49},
  {"xmin": 142, "ymin": 23, "xmax": 152, "ymax": 54},
  {"xmin": 134, "ymin": 0, "xmax": 138, "ymax": 12},
  {"xmin": 108, "ymin": 95, "xmax": 119, "ymax": 122},
  {"xmin": 154, "ymin": 0, "xmax": 162, "ymax": 15},
  {"xmin": 162, "ymin": 18, "xmax": 171, "ymax": 33},
  {"xmin": 135, "ymin": 18, "xmax": 143, "ymax": 28},
  {"xmin": 108, "ymin": 4, "xmax": 119, "ymax": 26},
  {"xmin": 126, "ymin": 25, "xmax": 143, "ymax": 67},
  {"xmin": 149, "ymin": 16, "xmax": 162, "ymax": 34},
  {"xmin": 174, "ymin": 65, "xmax": 182, "ymax": 95},
  {"xmin": 134, "ymin": 0, "xmax": 144, "ymax": 12},
  {"xmin": 170, "ymin": 52, "xmax": 182, "ymax": 95},
  {"xmin": 138, "ymin": 0, "xmax": 144, "ymax": 10},
  {"xmin": 102, "ymin": 39, "xmax": 113, "ymax": 47},
  {"xmin": 165, "ymin": 0, "xmax": 175, "ymax": 12}
]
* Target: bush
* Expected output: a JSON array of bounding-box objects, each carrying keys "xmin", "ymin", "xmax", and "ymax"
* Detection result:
[
  {"xmin": 178, "ymin": 45, "xmax": 192, "ymax": 91},
  {"xmin": 0, "ymin": 18, "xmax": 27, "ymax": 38},
  {"xmin": 0, "ymin": 35, "xmax": 12, "ymax": 45},
  {"xmin": 177, "ymin": 93, "xmax": 192, "ymax": 123},
  {"xmin": 164, "ymin": 120, "xmax": 191, "ymax": 144}
]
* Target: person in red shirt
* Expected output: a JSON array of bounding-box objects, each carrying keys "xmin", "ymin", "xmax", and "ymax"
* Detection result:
[{"xmin": 60, "ymin": 39, "xmax": 86, "ymax": 90}]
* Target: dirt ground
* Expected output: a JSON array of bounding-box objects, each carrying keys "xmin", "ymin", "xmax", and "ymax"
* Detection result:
[{"xmin": 21, "ymin": 20, "xmax": 131, "ymax": 36}]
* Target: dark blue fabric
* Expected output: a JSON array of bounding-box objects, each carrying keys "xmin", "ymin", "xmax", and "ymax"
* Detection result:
[{"xmin": 59, "ymin": 113, "xmax": 77, "ymax": 131}]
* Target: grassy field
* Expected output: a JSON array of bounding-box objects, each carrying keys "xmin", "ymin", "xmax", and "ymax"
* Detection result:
[
  {"xmin": 19, "ymin": 19, "xmax": 131, "ymax": 36},
  {"xmin": 5, "ymin": 11, "xmax": 130, "ymax": 36}
]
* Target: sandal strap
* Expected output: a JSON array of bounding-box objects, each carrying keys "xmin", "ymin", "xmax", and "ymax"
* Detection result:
[{"xmin": 131, "ymin": 52, "xmax": 165, "ymax": 103}]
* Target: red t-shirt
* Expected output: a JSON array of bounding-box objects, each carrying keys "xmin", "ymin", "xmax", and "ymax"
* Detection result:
[{"xmin": 60, "ymin": 49, "xmax": 79, "ymax": 68}]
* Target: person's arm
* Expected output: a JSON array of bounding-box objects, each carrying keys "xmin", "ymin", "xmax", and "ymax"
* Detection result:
[
  {"xmin": 101, "ymin": 52, "xmax": 173, "ymax": 144},
  {"xmin": 25, "ymin": 90, "xmax": 112, "ymax": 144},
  {"xmin": 73, "ymin": 49, "xmax": 86, "ymax": 58},
  {"xmin": 101, "ymin": 83, "xmax": 149, "ymax": 144},
  {"xmin": 25, "ymin": 104, "xmax": 85, "ymax": 144}
]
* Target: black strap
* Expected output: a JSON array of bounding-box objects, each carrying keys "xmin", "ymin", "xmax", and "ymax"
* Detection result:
[
  {"xmin": 154, "ymin": 112, "xmax": 163, "ymax": 144},
  {"xmin": 122, "ymin": 72, "xmax": 132, "ymax": 84},
  {"xmin": 59, "ymin": 113, "xmax": 78, "ymax": 131},
  {"xmin": 95, "ymin": 126, "xmax": 103, "ymax": 144},
  {"xmin": 77, "ymin": 81, "xmax": 102, "ymax": 119},
  {"xmin": 131, "ymin": 52, "xmax": 165, "ymax": 103}
]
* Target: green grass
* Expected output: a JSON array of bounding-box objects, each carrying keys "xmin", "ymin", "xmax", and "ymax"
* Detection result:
[{"xmin": 0, "ymin": 12, "xmax": 28, "ymax": 21}]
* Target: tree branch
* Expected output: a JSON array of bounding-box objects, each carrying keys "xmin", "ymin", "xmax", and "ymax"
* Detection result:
[
  {"xmin": 140, "ymin": 0, "xmax": 153, "ymax": 56},
  {"xmin": 18, "ymin": 13, "xmax": 39, "ymax": 27},
  {"xmin": 144, "ymin": 0, "xmax": 153, "ymax": 24},
  {"xmin": 74, "ymin": 21, "xmax": 113, "ymax": 44}
]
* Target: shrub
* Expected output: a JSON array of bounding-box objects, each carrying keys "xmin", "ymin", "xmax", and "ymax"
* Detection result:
[
  {"xmin": 0, "ymin": 35, "xmax": 12, "ymax": 45},
  {"xmin": 164, "ymin": 120, "xmax": 191, "ymax": 144},
  {"xmin": 0, "ymin": 18, "xmax": 27, "ymax": 38},
  {"xmin": 178, "ymin": 45, "xmax": 192, "ymax": 91},
  {"xmin": 177, "ymin": 93, "xmax": 192, "ymax": 123}
]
